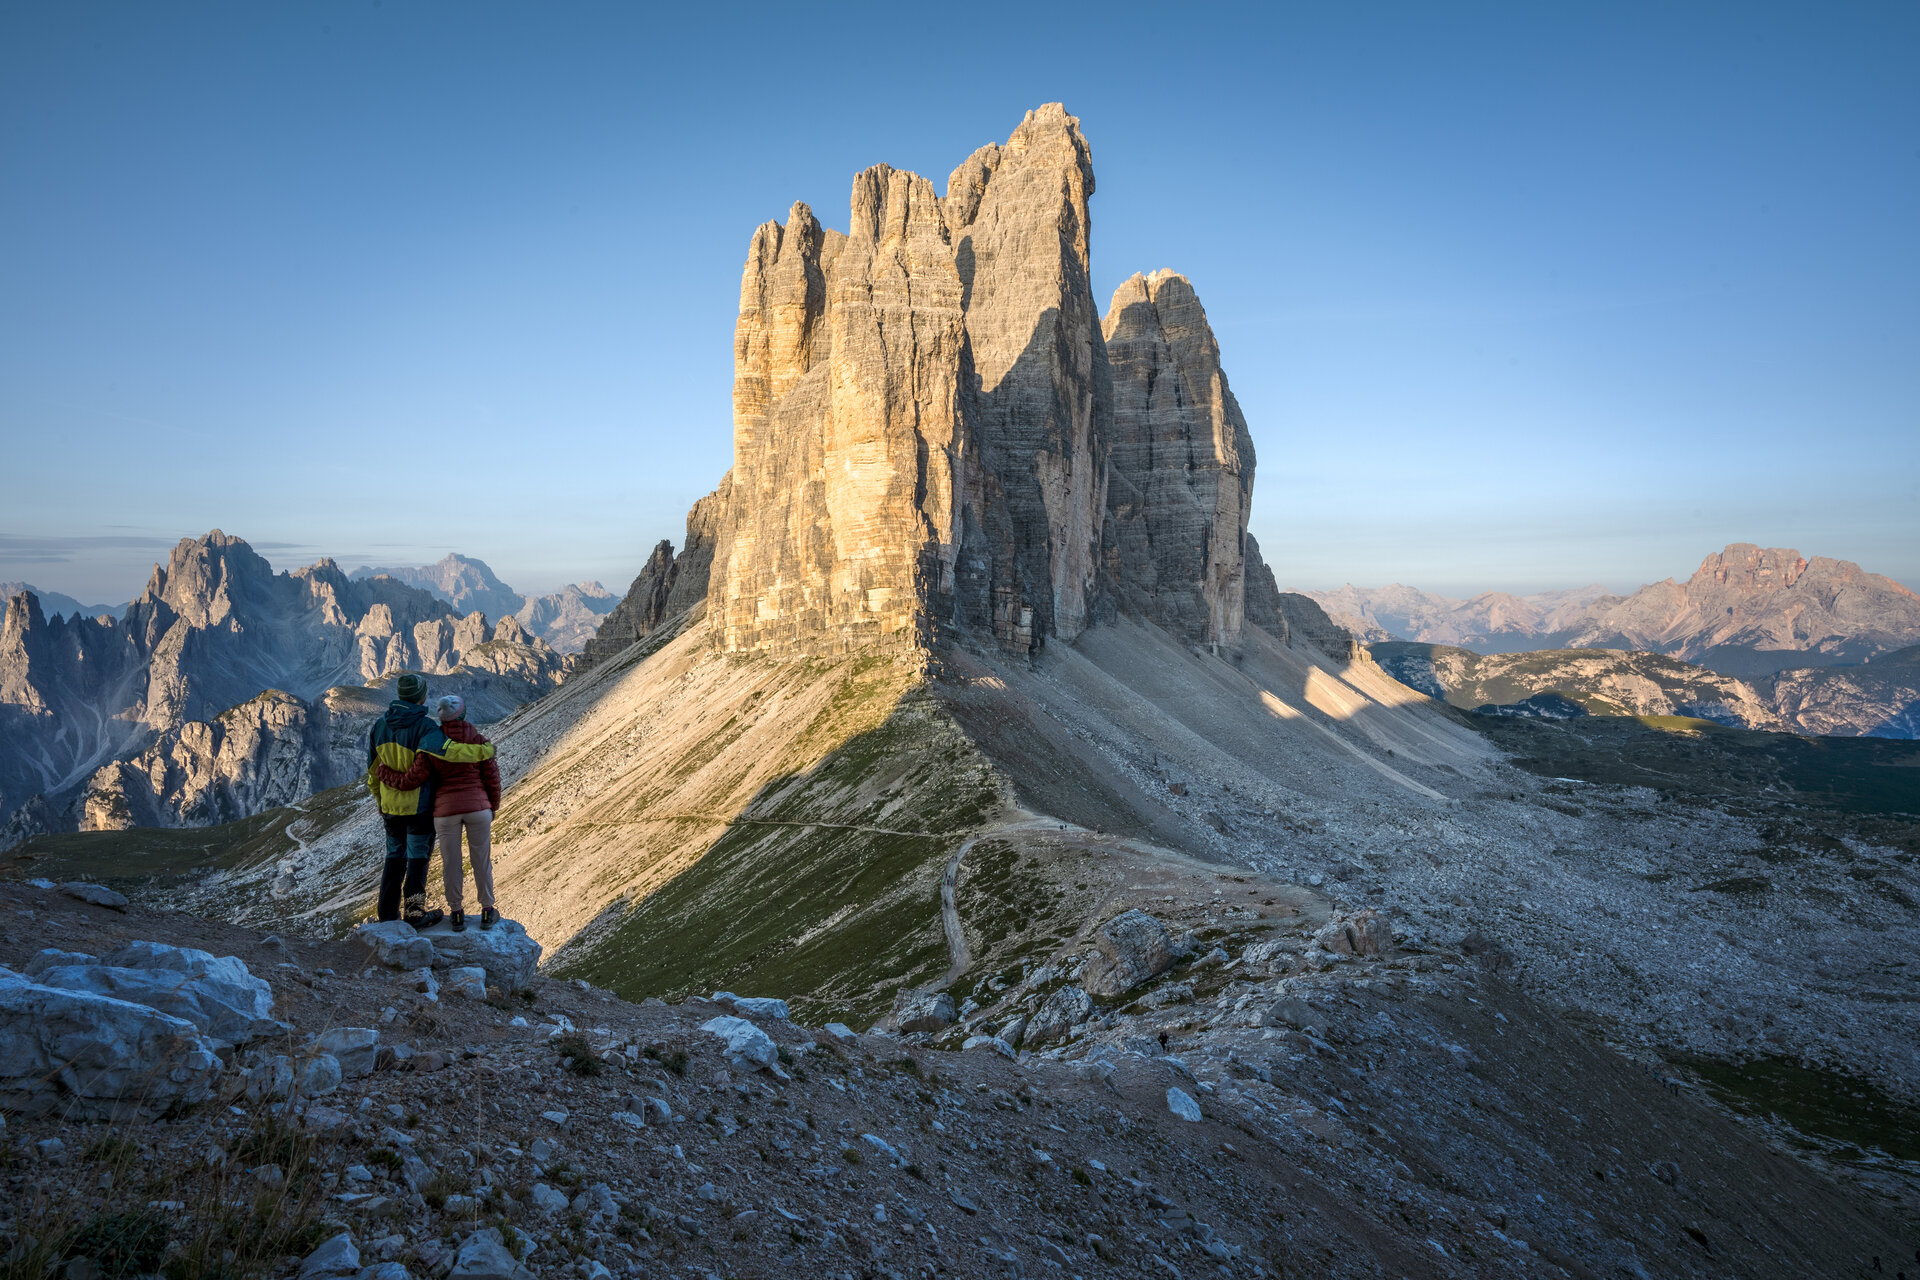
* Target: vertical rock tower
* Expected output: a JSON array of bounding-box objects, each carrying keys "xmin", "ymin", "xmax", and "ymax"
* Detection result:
[{"xmin": 708, "ymin": 105, "xmax": 1264, "ymax": 659}]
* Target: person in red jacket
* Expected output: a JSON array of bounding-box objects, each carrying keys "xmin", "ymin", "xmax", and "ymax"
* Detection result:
[{"xmin": 376, "ymin": 693, "xmax": 500, "ymax": 932}]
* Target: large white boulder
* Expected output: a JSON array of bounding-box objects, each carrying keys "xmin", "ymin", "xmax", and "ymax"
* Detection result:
[
  {"xmin": 353, "ymin": 921, "xmax": 436, "ymax": 970},
  {"xmin": 0, "ymin": 968, "xmax": 222, "ymax": 1119},
  {"xmin": 887, "ymin": 989, "xmax": 956, "ymax": 1033},
  {"xmin": 35, "ymin": 942, "xmax": 277, "ymax": 1045},
  {"xmin": 414, "ymin": 917, "xmax": 542, "ymax": 990},
  {"xmin": 1082, "ymin": 910, "xmax": 1174, "ymax": 996},
  {"xmin": 698, "ymin": 1015, "xmax": 777, "ymax": 1069}
]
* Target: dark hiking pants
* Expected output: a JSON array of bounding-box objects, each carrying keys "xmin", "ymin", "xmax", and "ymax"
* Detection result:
[{"xmin": 378, "ymin": 812, "xmax": 436, "ymax": 921}]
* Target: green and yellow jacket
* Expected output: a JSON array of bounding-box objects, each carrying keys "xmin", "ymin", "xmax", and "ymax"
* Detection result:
[{"xmin": 365, "ymin": 699, "xmax": 496, "ymax": 816}]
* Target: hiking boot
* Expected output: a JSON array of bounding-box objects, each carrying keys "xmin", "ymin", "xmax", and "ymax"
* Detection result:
[
  {"xmin": 403, "ymin": 895, "xmax": 445, "ymax": 930},
  {"xmin": 450, "ymin": 911, "xmax": 466, "ymax": 933},
  {"xmin": 480, "ymin": 907, "xmax": 499, "ymax": 930}
]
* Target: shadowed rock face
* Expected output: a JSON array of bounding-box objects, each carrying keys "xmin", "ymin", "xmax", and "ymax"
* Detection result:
[
  {"xmin": 1103, "ymin": 270, "xmax": 1255, "ymax": 647},
  {"xmin": 703, "ymin": 104, "xmax": 1270, "ymax": 662},
  {"xmin": 946, "ymin": 104, "xmax": 1109, "ymax": 652}
]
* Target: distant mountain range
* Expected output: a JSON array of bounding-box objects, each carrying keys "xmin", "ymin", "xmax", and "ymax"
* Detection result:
[
  {"xmin": 349, "ymin": 554, "xmax": 619, "ymax": 654},
  {"xmin": 1301, "ymin": 544, "xmax": 1920, "ymax": 677},
  {"xmin": 1, "ymin": 531, "xmax": 567, "ymax": 842}
]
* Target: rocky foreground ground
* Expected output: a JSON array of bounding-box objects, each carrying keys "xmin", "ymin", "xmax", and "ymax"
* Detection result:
[{"xmin": 3, "ymin": 882, "xmax": 1916, "ymax": 1280}]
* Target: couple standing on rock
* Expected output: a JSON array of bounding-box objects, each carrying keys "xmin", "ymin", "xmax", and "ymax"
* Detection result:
[{"xmin": 365, "ymin": 672, "xmax": 502, "ymax": 933}]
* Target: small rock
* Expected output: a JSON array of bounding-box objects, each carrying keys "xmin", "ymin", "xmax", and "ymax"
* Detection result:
[
  {"xmin": 35, "ymin": 1137, "xmax": 67, "ymax": 1162},
  {"xmin": 353, "ymin": 921, "xmax": 436, "ymax": 970},
  {"xmin": 530, "ymin": 1183, "xmax": 570, "ymax": 1213},
  {"xmin": 962, "ymin": 1035, "xmax": 1016, "ymax": 1059},
  {"xmin": 1023, "ymin": 985, "xmax": 1094, "ymax": 1048},
  {"xmin": 887, "ymin": 988, "xmax": 956, "ymax": 1034},
  {"xmin": 443, "ymin": 967, "xmax": 489, "ymax": 1000},
  {"xmin": 824, "ymin": 1022, "xmax": 858, "ymax": 1042},
  {"xmin": 1166, "ymin": 1087, "xmax": 1203, "ymax": 1122},
  {"xmin": 401, "ymin": 967, "xmax": 439, "ymax": 1000},
  {"xmin": 298, "ymin": 1052, "xmax": 343, "ymax": 1097},
  {"xmin": 540, "ymin": 1109, "xmax": 570, "ymax": 1128},
  {"xmin": 1315, "ymin": 909, "xmax": 1393, "ymax": 958},
  {"xmin": 529, "ymin": 1137, "xmax": 557, "ymax": 1164},
  {"xmin": 58, "ymin": 882, "xmax": 129, "ymax": 910},
  {"xmin": 861, "ymin": 1133, "xmax": 904, "ymax": 1164},
  {"xmin": 447, "ymin": 1227, "xmax": 536, "ymax": 1280},
  {"xmin": 356, "ymin": 1265, "xmax": 411, "ymax": 1280},
  {"xmin": 297, "ymin": 1231, "xmax": 360, "ymax": 1279},
  {"xmin": 314, "ymin": 1027, "xmax": 381, "ymax": 1079}
]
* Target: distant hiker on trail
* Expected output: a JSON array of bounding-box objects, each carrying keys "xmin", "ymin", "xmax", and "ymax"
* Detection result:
[
  {"xmin": 366, "ymin": 673, "xmax": 496, "ymax": 927},
  {"xmin": 375, "ymin": 692, "xmax": 502, "ymax": 933}
]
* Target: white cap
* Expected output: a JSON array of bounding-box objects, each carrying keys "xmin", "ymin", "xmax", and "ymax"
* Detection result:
[{"xmin": 434, "ymin": 694, "xmax": 465, "ymax": 721}]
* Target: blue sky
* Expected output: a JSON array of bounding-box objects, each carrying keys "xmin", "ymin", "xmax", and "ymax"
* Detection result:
[{"xmin": 2, "ymin": 2, "xmax": 1915, "ymax": 604}]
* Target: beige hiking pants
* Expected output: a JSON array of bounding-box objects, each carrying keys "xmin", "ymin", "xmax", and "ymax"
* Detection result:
[{"xmin": 434, "ymin": 810, "xmax": 495, "ymax": 914}]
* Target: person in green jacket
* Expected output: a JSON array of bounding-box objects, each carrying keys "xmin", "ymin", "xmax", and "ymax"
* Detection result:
[{"xmin": 366, "ymin": 672, "xmax": 497, "ymax": 925}]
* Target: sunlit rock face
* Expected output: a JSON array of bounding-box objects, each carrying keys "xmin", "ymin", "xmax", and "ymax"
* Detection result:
[
  {"xmin": 701, "ymin": 104, "xmax": 1262, "ymax": 662},
  {"xmin": 1102, "ymin": 270, "xmax": 1255, "ymax": 648}
]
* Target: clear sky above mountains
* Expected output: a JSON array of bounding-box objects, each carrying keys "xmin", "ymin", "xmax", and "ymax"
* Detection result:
[{"xmin": 2, "ymin": 2, "xmax": 1915, "ymax": 603}]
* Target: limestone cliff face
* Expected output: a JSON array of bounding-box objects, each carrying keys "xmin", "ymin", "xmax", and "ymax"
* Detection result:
[
  {"xmin": 713, "ymin": 171, "xmax": 969, "ymax": 656},
  {"xmin": 1103, "ymin": 271, "xmax": 1255, "ymax": 647},
  {"xmin": 946, "ymin": 104, "xmax": 1110, "ymax": 650},
  {"xmin": 695, "ymin": 105, "xmax": 1280, "ymax": 663}
]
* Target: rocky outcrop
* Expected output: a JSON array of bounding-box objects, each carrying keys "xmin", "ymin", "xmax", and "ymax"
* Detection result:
[
  {"xmin": 1372, "ymin": 642, "xmax": 1786, "ymax": 729},
  {"xmin": 1102, "ymin": 271, "xmax": 1254, "ymax": 647},
  {"xmin": 946, "ymin": 105, "xmax": 1110, "ymax": 651},
  {"xmin": 711, "ymin": 169, "xmax": 970, "ymax": 656},
  {"xmin": 0, "ymin": 532, "xmax": 566, "ymax": 837},
  {"xmin": 1081, "ymin": 909, "xmax": 1174, "ymax": 997},
  {"xmin": 1761, "ymin": 645, "xmax": 1920, "ymax": 739},
  {"xmin": 580, "ymin": 482, "xmax": 729, "ymax": 671},
  {"xmin": 705, "ymin": 104, "xmax": 1272, "ymax": 661}
]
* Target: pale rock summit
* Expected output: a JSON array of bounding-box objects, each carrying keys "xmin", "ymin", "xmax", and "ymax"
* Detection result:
[
  {"xmin": 1103, "ymin": 270, "xmax": 1255, "ymax": 646},
  {"xmin": 681, "ymin": 103, "xmax": 1282, "ymax": 663}
]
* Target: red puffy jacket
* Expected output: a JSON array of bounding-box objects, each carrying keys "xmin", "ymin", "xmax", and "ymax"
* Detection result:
[{"xmin": 376, "ymin": 717, "xmax": 501, "ymax": 817}]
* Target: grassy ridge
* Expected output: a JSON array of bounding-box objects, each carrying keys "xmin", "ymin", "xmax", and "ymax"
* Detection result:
[{"xmin": 553, "ymin": 675, "xmax": 1004, "ymax": 1026}]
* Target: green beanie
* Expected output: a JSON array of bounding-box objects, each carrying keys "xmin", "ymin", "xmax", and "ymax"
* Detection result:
[{"xmin": 397, "ymin": 673, "xmax": 428, "ymax": 702}]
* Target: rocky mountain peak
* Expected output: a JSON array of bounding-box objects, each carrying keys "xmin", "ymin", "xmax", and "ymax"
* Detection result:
[
  {"xmin": 706, "ymin": 104, "xmax": 1275, "ymax": 662},
  {"xmin": 1690, "ymin": 542, "xmax": 1810, "ymax": 590},
  {"xmin": 1103, "ymin": 270, "xmax": 1255, "ymax": 646}
]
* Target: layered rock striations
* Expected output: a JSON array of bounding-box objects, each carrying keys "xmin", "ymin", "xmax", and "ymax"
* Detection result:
[
  {"xmin": 1103, "ymin": 270, "xmax": 1255, "ymax": 646},
  {"xmin": 694, "ymin": 103, "xmax": 1282, "ymax": 664}
]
